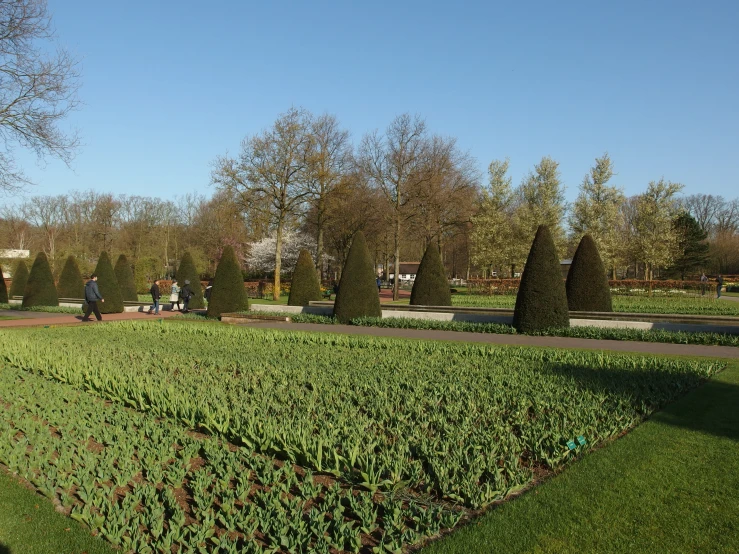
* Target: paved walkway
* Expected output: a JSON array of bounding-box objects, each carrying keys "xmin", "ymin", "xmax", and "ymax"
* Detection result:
[
  {"xmin": 0, "ymin": 309, "xmax": 182, "ymax": 328},
  {"xmin": 238, "ymin": 321, "xmax": 739, "ymax": 359}
]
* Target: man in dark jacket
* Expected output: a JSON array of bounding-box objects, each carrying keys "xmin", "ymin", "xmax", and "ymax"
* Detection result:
[
  {"xmin": 82, "ymin": 274, "xmax": 104, "ymax": 321},
  {"xmin": 148, "ymin": 280, "xmax": 161, "ymax": 314},
  {"xmin": 717, "ymin": 274, "xmax": 724, "ymax": 299},
  {"xmin": 180, "ymin": 280, "xmax": 193, "ymax": 313}
]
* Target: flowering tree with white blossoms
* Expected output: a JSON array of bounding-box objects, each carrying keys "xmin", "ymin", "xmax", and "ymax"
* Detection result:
[{"xmin": 247, "ymin": 232, "xmax": 317, "ymax": 275}]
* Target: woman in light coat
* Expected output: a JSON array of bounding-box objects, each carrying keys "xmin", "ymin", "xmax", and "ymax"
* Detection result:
[{"xmin": 170, "ymin": 281, "xmax": 181, "ymax": 311}]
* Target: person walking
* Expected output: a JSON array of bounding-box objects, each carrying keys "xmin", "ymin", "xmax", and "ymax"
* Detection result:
[
  {"xmin": 148, "ymin": 279, "xmax": 161, "ymax": 314},
  {"xmin": 376, "ymin": 276, "xmax": 382, "ymax": 294},
  {"xmin": 180, "ymin": 279, "xmax": 194, "ymax": 313},
  {"xmin": 204, "ymin": 279, "xmax": 213, "ymax": 303},
  {"xmin": 81, "ymin": 274, "xmax": 104, "ymax": 322},
  {"xmin": 170, "ymin": 281, "xmax": 181, "ymax": 311},
  {"xmin": 717, "ymin": 274, "xmax": 724, "ymax": 299},
  {"xmin": 700, "ymin": 273, "xmax": 708, "ymax": 296}
]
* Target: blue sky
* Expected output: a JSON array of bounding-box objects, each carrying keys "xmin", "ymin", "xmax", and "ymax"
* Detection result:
[{"xmin": 14, "ymin": 0, "xmax": 739, "ymax": 203}]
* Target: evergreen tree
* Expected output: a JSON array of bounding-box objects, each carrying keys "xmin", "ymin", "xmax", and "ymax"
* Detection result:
[
  {"xmin": 333, "ymin": 231, "xmax": 381, "ymax": 323},
  {"xmin": 0, "ymin": 264, "xmax": 8, "ymax": 303},
  {"xmin": 57, "ymin": 255, "xmax": 84, "ymax": 299},
  {"xmin": 22, "ymin": 252, "xmax": 59, "ymax": 307},
  {"xmin": 177, "ymin": 251, "xmax": 204, "ymax": 309},
  {"xmin": 114, "ymin": 254, "xmax": 138, "ymax": 301},
  {"xmin": 207, "ymin": 245, "xmax": 248, "ymax": 318},
  {"xmin": 91, "ymin": 251, "xmax": 124, "ymax": 314},
  {"xmin": 513, "ymin": 225, "xmax": 570, "ymax": 332},
  {"xmin": 8, "ymin": 260, "xmax": 29, "ymax": 299},
  {"xmin": 288, "ymin": 249, "xmax": 321, "ymax": 306},
  {"xmin": 667, "ymin": 212, "xmax": 710, "ymax": 280},
  {"xmin": 410, "ymin": 243, "xmax": 451, "ymax": 306},
  {"xmin": 565, "ymin": 234, "xmax": 613, "ymax": 312}
]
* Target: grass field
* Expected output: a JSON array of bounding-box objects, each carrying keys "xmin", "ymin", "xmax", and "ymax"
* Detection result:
[
  {"xmin": 449, "ymin": 294, "xmax": 739, "ymax": 316},
  {"xmin": 422, "ymin": 358, "xmax": 739, "ymax": 553},
  {"xmin": 0, "ymin": 322, "xmax": 726, "ymax": 553}
]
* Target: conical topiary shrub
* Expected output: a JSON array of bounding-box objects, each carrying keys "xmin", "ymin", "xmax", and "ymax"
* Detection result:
[
  {"xmin": 57, "ymin": 255, "xmax": 85, "ymax": 299},
  {"xmin": 22, "ymin": 252, "xmax": 59, "ymax": 307},
  {"xmin": 333, "ymin": 231, "xmax": 381, "ymax": 324},
  {"xmin": 513, "ymin": 225, "xmax": 569, "ymax": 332},
  {"xmin": 566, "ymin": 234, "xmax": 613, "ymax": 312},
  {"xmin": 91, "ymin": 251, "xmax": 124, "ymax": 314},
  {"xmin": 8, "ymin": 260, "xmax": 29, "ymax": 299},
  {"xmin": 207, "ymin": 245, "xmax": 248, "ymax": 318},
  {"xmin": 0, "ymin": 264, "xmax": 8, "ymax": 303},
  {"xmin": 410, "ymin": 243, "xmax": 451, "ymax": 306},
  {"xmin": 114, "ymin": 254, "xmax": 138, "ymax": 301},
  {"xmin": 177, "ymin": 251, "xmax": 204, "ymax": 309},
  {"xmin": 288, "ymin": 250, "xmax": 322, "ymax": 306}
]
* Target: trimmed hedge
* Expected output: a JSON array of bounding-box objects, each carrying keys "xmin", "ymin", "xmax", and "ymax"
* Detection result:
[
  {"xmin": 114, "ymin": 254, "xmax": 138, "ymax": 301},
  {"xmin": 22, "ymin": 252, "xmax": 59, "ymax": 307},
  {"xmin": 333, "ymin": 231, "xmax": 381, "ymax": 324},
  {"xmin": 566, "ymin": 234, "xmax": 613, "ymax": 312},
  {"xmin": 207, "ymin": 245, "xmax": 248, "ymax": 318},
  {"xmin": 0, "ymin": 263, "xmax": 8, "ymax": 303},
  {"xmin": 288, "ymin": 249, "xmax": 321, "ymax": 306},
  {"xmin": 410, "ymin": 243, "xmax": 451, "ymax": 306},
  {"xmin": 56, "ymin": 255, "xmax": 85, "ymax": 299},
  {"xmin": 8, "ymin": 260, "xmax": 29, "ymax": 299},
  {"xmin": 177, "ymin": 251, "xmax": 204, "ymax": 309},
  {"xmin": 91, "ymin": 251, "xmax": 124, "ymax": 314},
  {"xmin": 513, "ymin": 225, "xmax": 569, "ymax": 332}
]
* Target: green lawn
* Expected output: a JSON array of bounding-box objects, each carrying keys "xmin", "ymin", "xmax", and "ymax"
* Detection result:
[
  {"xmin": 449, "ymin": 294, "xmax": 739, "ymax": 316},
  {"xmin": 0, "ymin": 470, "xmax": 114, "ymax": 554},
  {"xmin": 423, "ymin": 358, "xmax": 739, "ymax": 553}
]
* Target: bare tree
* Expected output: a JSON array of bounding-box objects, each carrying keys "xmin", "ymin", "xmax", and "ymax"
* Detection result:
[
  {"xmin": 0, "ymin": 0, "xmax": 80, "ymax": 193},
  {"xmin": 22, "ymin": 194, "xmax": 65, "ymax": 262},
  {"xmin": 212, "ymin": 107, "xmax": 313, "ymax": 300},
  {"xmin": 305, "ymin": 113, "xmax": 352, "ymax": 278},
  {"xmin": 359, "ymin": 114, "xmax": 430, "ymax": 300}
]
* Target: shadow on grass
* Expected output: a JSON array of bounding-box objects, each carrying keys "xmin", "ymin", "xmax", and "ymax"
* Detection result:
[
  {"xmin": 546, "ymin": 361, "xmax": 739, "ymax": 442},
  {"xmin": 0, "ymin": 543, "xmax": 10, "ymax": 554}
]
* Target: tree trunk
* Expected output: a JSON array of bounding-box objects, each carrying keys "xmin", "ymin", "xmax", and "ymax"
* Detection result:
[
  {"xmin": 393, "ymin": 213, "xmax": 400, "ymax": 301},
  {"xmin": 316, "ymin": 197, "xmax": 325, "ymax": 279},
  {"xmin": 273, "ymin": 219, "xmax": 284, "ymax": 301}
]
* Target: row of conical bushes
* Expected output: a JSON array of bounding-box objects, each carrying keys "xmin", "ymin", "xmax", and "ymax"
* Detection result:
[
  {"xmin": 280, "ymin": 226, "xmax": 612, "ymax": 331},
  {"xmin": 1, "ymin": 250, "xmax": 209, "ymax": 314}
]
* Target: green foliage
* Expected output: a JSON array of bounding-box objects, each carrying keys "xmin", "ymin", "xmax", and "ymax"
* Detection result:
[
  {"xmin": 22, "ymin": 252, "xmax": 59, "ymax": 307},
  {"xmin": 207, "ymin": 245, "xmax": 248, "ymax": 317},
  {"xmin": 667, "ymin": 212, "xmax": 710, "ymax": 279},
  {"xmin": 333, "ymin": 231, "xmax": 381, "ymax": 323},
  {"xmin": 453, "ymin": 293, "xmax": 739, "ymax": 316},
  {"xmin": 8, "ymin": 259, "xmax": 28, "ymax": 298},
  {"xmin": 91, "ymin": 251, "xmax": 124, "ymax": 314},
  {"xmin": 57, "ymin": 255, "xmax": 85, "ymax": 299},
  {"xmin": 113, "ymin": 254, "xmax": 138, "ymax": 301},
  {"xmin": 0, "ymin": 322, "xmax": 720, "ymax": 515},
  {"xmin": 566, "ymin": 234, "xmax": 613, "ymax": 312},
  {"xmin": 513, "ymin": 225, "xmax": 570, "ymax": 332},
  {"xmin": 287, "ymin": 249, "xmax": 321, "ymax": 306},
  {"xmin": 176, "ymin": 251, "xmax": 204, "ymax": 309},
  {"xmin": 132, "ymin": 256, "xmax": 161, "ymax": 294},
  {"xmin": 410, "ymin": 243, "xmax": 451, "ymax": 306},
  {"xmin": 0, "ymin": 263, "xmax": 7, "ymax": 303}
]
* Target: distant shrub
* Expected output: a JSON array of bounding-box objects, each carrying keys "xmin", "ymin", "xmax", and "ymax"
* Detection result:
[
  {"xmin": 114, "ymin": 254, "xmax": 138, "ymax": 301},
  {"xmin": 8, "ymin": 260, "xmax": 29, "ymax": 299},
  {"xmin": 333, "ymin": 231, "xmax": 381, "ymax": 324},
  {"xmin": 410, "ymin": 244, "xmax": 451, "ymax": 306},
  {"xmin": 513, "ymin": 225, "xmax": 569, "ymax": 332},
  {"xmin": 57, "ymin": 255, "xmax": 84, "ymax": 299},
  {"xmin": 566, "ymin": 234, "xmax": 612, "ymax": 312},
  {"xmin": 288, "ymin": 250, "xmax": 321, "ymax": 306},
  {"xmin": 91, "ymin": 251, "xmax": 124, "ymax": 314},
  {"xmin": 207, "ymin": 246, "xmax": 248, "ymax": 318},
  {"xmin": 0, "ymin": 264, "xmax": 8, "ymax": 303},
  {"xmin": 22, "ymin": 252, "xmax": 59, "ymax": 307},
  {"xmin": 177, "ymin": 251, "xmax": 204, "ymax": 309}
]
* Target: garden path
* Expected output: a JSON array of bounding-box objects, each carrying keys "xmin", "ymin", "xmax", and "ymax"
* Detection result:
[
  {"xmin": 0, "ymin": 310, "xmax": 182, "ymax": 328},
  {"xmin": 238, "ymin": 321, "xmax": 739, "ymax": 359}
]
